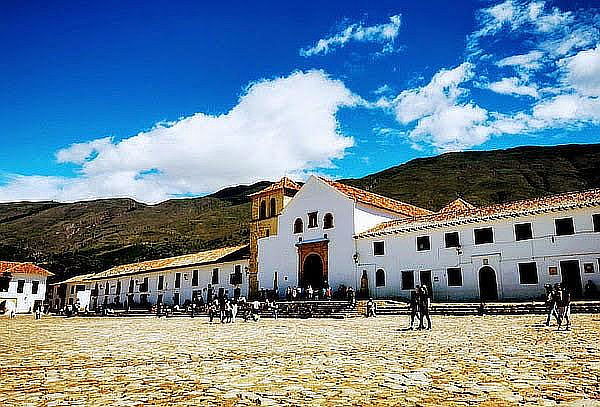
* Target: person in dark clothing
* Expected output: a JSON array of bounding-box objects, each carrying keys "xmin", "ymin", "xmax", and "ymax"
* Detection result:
[
  {"xmin": 418, "ymin": 285, "xmax": 431, "ymax": 330},
  {"xmin": 347, "ymin": 287, "xmax": 356, "ymax": 307},
  {"xmin": 366, "ymin": 298, "xmax": 376, "ymax": 317},
  {"xmin": 409, "ymin": 286, "xmax": 420, "ymax": 329},
  {"xmin": 557, "ymin": 284, "xmax": 571, "ymax": 331}
]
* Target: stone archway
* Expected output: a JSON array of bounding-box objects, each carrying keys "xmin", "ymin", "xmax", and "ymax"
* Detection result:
[
  {"xmin": 297, "ymin": 240, "xmax": 329, "ymax": 290},
  {"xmin": 479, "ymin": 266, "xmax": 498, "ymax": 301}
]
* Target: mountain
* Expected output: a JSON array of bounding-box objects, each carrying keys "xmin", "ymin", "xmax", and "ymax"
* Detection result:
[{"xmin": 2, "ymin": 143, "xmax": 599, "ymax": 280}]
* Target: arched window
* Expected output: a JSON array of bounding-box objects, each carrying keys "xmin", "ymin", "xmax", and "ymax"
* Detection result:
[
  {"xmin": 294, "ymin": 218, "xmax": 303, "ymax": 234},
  {"xmin": 376, "ymin": 269, "xmax": 386, "ymax": 287},
  {"xmin": 324, "ymin": 213, "xmax": 334, "ymax": 229},
  {"xmin": 270, "ymin": 197, "xmax": 277, "ymax": 217},
  {"xmin": 259, "ymin": 200, "xmax": 267, "ymax": 219}
]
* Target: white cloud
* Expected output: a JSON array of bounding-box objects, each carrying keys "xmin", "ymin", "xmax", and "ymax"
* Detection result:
[
  {"xmin": 388, "ymin": 63, "xmax": 498, "ymax": 151},
  {"xmin": 55, "ymin": 137, "xmax": 113, "ymax": 164},
  {"xmin": 496, "ymin": 50, "xmax": 544, "ymax": 71},
  {"xmin": 488, "ymin": 77, "xmax": 539, "ymax": 98},
  {"xmin": 393, "ymin": 63, "xmax": 474, "ymax": 124},
  {"xmin": 533, "ymin": 94, "xmax": 600, "ymax": 123},
  {"xmin": 300, "ymin": 15, "xmax": 401, "ymax": 57},
  {"xmin": 0, "ymin": 70, "xmax": 359, "ymax": 203},
  {"xmin": 561, "ymin": 45, "xmax": 600, "ymax": 97}
]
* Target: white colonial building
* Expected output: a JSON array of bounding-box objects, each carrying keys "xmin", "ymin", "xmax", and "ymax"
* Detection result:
[
  {"xmin": 257, "ymin": 176, "xmax": 600, "ymax": 302},
  {"xmin": 257, "ymin": 176, "xmax": 431, "ymax": 297},
  {"xmin": 0, "ymin": 261, "xmax": 53, "ymax": 314},
  {"xmin": 54, "ymin": 245, "xmax": 250, "ymax": 310}
]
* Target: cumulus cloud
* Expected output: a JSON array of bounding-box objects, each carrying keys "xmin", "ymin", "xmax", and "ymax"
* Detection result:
[
  {"xmin": 300, "ymin": 15, "xmax": 401, "ymax": 57},
  {"xmin": 488, "ymin": 77, "xmax": 539, "ymax": 98},
  {"xmin": 561, "ymin": 45, "xmax": 600, "ymax": 97},
  {"xmin": 0, "ymin": 70, "xmax": 359, "ymax": 203},
  {"xmin": 386, "ymin": 62, "xmax": 498, "ymax": 151}
]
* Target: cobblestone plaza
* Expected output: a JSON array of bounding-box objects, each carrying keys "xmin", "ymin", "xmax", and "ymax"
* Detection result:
[{"xmin": 2, "ymin": 315, "xmax": 600, "ymax": 406}]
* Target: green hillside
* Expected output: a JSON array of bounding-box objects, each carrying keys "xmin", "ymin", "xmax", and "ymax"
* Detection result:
[{"xmin": 1, "ymin": 143, "xmax": 599, "ymax": 280}]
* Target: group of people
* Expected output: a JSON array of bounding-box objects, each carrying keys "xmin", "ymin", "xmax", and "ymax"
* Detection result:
[
  {"xmin": 409, "ymin": 285, "xmax": 432, "ymax": 330},
  {"xmin": 364, "ymin": 285, "xmax": 432, "ymax": 330},
  {"xmin": 205, "ymin": 296, "xmax": 278, "ymax": 323},
  {"xmin": 545, "ymin": 283, "xmax": 572, "ymax": 330}
]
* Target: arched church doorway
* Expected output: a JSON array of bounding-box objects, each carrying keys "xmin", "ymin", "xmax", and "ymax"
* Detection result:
[
  {"xmin": 479, "ymin": 266, "xmax": 498, "ymax": 301},
  {"xmin": 303, "ymin": 254, "xmax": 324, "ymax": 289}
]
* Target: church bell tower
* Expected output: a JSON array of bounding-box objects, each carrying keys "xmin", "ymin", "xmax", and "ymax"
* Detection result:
[{"xmin": 247, "ymin": 177, "xmax": 300, "ymax": 298}]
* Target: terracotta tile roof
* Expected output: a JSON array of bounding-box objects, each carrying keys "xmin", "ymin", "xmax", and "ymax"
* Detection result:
[
  {"xmin": 248, "ymin": 177, "xmax": 302, "ymax": 197},
  {"xmin": 89, "ymin": 245, "xmax": 249, "ymax": 280},
  {"xmin": 439, "ymin": 198, "xmax": 476, "ymax": 213},
  {"xmin": 318, "ymin": 177, "xmax": 433, "ymax": 217},
  {"xmin": 358, "ymin": 188, "xmax": 600, "ymax": 237},
  {"xmin": 0, "ymin": 261, "xmax": 53, "ymax": 277},
  {"xmin": 53, "ymin": 273, "xmax": 97, "ymax": 285}
]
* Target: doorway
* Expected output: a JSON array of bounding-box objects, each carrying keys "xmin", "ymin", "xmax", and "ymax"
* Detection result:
[
  {"xmin": 360, "ymin": 270, "xmax": 369, "ymax": 298},
  {"xmin": 560, "ymin": 260, "xmax": 582, "ymax": 299},
  {"xmin": 420, "ymin": 270, "xmax": 433, "ymax": 301},
  {"xmin": 479, "ymin": 266, "xmax": 498, "ymax": 301},
  {"xmin": 303, "ymin": 254, "xmax": 324, "ymax": 289}
]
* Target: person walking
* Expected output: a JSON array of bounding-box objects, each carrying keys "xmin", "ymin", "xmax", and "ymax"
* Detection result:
[
  {"xmin": 409, "ymin": 286, "xmax": 420, "ymax": 329},
  {"xmin": 366, "ymin": 298, "xmax": 377, "ymax": 317},
  {"xmin": 418, "ymin": 285, "xmax": 432, "ymax": 330},
  {"xmin": 557, "ymin": 284, "xmax": 571, "ymax": 331},
  {"xmin": 544, "ymin": 284, "xmax": 558, "ymax": 326}
]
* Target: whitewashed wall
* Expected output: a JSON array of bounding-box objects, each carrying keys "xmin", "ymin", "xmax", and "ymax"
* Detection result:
[
  {"xmin": 0, "ymin": 273, "xmax": 48, "ymax": 313},
  {"xmin": 356, "ymin": 206, "xmax": 600, "ymax": 301},
  {"xmin": 90, "ymin": 259, "xmax": 248, "ymax": 308}
]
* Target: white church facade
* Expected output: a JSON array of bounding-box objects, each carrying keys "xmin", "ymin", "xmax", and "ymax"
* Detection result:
[{"xmin": 256, "ymin": 176, "xmax": 600, "ymax": 302}]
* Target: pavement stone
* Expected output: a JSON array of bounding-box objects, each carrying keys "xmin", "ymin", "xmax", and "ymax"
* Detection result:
[{"xmin": 1, "ymin": 314, "xmax": 600, "ymax": 406}]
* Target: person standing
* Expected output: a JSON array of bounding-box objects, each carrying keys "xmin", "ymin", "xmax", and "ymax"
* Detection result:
[
  {"xmin": 419, "ymin": 285, "xmax": 432, "ymax": 330},
  {"xmin": 409, "ymin": 286, "xmax": 420, "ymax": 329},
  {"xmin": 35, "ymin": 303, "xmax": 42, "ymax": 320}
]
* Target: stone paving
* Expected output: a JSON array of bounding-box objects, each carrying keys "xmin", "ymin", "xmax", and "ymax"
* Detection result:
[{"xmin": 2, "ymin": 314, "xmax": 600, "ymax": 406}]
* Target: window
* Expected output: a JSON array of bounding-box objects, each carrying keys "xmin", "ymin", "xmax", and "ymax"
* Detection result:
[
  {"xmin": 445, "ymin": 232, "xmax": 460, "ymax": 248},
  {"xmin": 518, "ymin": 262, "xmax": 538, "ymax": 284},
  {"xmin": 515, "ymin": 223, "xmax": 533, "ymax": 241},
  {"xmin": 104, "ymin": 282, "xmax": 109, "ymax": 295},
  {"xmin": 128, "ymin": 279, "xmax": 134, "ymax": 293},
  {"xmin": 259, "ymin": 200, "xmax": 267, "ymax": 220},
  {"xmin": 474, "ymin": 227, "xmax": 494, "ymax": 244},
  {"xmin": 584, "ymin": 263, "xmax": 595, "ymax": 273},
  {"xmin": 175, "ymin": 273, "xmax": 181, "ymax": 289},
  {"xmin": 0, "ymin": 276, "xmax": 9, "ymax": 292},
  {"xmin": 192, "ymin": 270, "xmax": 199, "ymax": 286},
  {"xmin": 293, "ymin": 218, "xmax": 303, "ymax": 234},
  {"xmin": 555, "ymin": 217, "xmax": 574, "ymax": 236},
  {"xmin": 212, "ymin": 268, "xmax": 219, "ymax": 285},
  {"xmin": 308, "ymin": 212, "xmax": 318, "ymax": 228},
  {"xmin": 416, "ymin": 236, "xmax": 431, "ymax": 251},
  {"xmin": 31, "ymin": 280, "xmax": 39, "ymax": 295},
  {"xmin": 373, "ymin": 241, "xmax": 385, "ymax": 256},
  {"xmin": 323, "ymin": 213, "xmax": 334, "ymax": 229},
  {"xmin": 230, "ymin": 265, "xmax": 243, "ymax": 285},
  {"xmin": 447, "ymin": 268, "xmax": 462, "ymax": 287},
  {"xmin": 401, "ymin": 271, "xmax": 414, "ymax": 290},
  {"xmin": 376, "ymin": 269, "xmax": 386, "ymax": 287},
  {"xmin": 270, "ymin": 198, "xmax": 276, "ymax": 217},
  {"xmin": 593, "ymin": 214, "xmax": 600, "ymax": 233},
  {"xmin": 70, "ymin": 286, "xmax": 75, "ymax": 295},
  {"xmin": 140, "ymin": 277, "xmax": 149, "ymax": 292},
  {"xmin": 116, "ymin": 281, "xmax": 121, "ymax": 295},
  {"xmin": 173, "ymin": 292, "xmax": 180, "ymax": 306},
  {"xmin": 157, "ymin": 275, "xmax": 164, "ymax": 291},
  {"xmin": 17, "ymin": 280, "xmax": 25, "ymax": 294}
]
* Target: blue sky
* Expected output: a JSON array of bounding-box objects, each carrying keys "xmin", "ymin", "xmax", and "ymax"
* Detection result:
[{"xmin": 1, "ymin": 0, "xmax": 599, "ymax": 202}]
